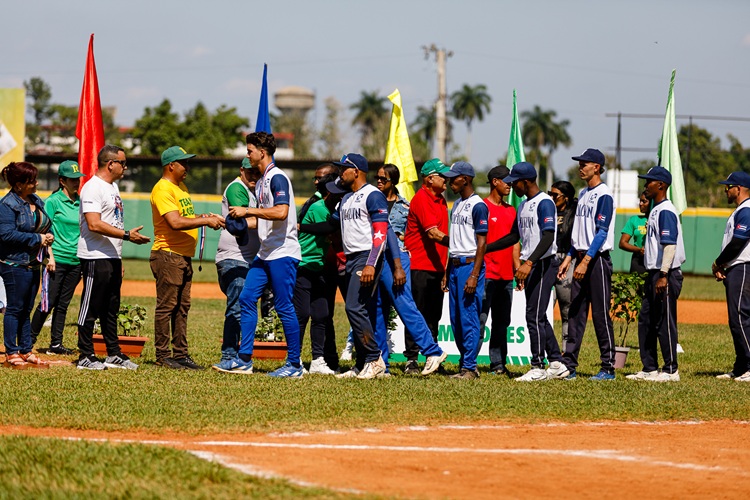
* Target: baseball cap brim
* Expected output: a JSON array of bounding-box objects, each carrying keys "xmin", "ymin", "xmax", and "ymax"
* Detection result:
[
  {"xmin": 442, "ymin": 170, "xmax": 462, "ymax": 178},
  {"xmin": 326, "ymin": 179, "xmax": 349, "ymax": 194}
]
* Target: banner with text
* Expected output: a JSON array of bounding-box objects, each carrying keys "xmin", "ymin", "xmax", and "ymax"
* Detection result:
[{"xmin": 0, "ymin": 89, "xmax": 26, "ymax": 165}]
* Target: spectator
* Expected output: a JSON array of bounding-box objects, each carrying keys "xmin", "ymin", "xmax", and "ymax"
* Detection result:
[
  {"xmin": 549, "ymin": 180, "xmax": 577, "ymax": 350},
  {"xmin": 619, "ymin": 191, "xmax": 650, "ymax": 274}
]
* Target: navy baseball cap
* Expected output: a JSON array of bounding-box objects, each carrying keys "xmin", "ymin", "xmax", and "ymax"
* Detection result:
[
  {"xmin": 225, "ymin": 216, "xmax": 249, "ymax": 246},
  {"xmin": 503, "ymin": 162, "xmax": 537, "ymax": 183},
  {"xmin": 487, "ymin": 165, "xmax": 510, "ymax": 183},
  {"xmin": 572, "ymin": 148, "xmax": 605, "ymax": 166},
  {"xmin": 333, "ymin": 153, "xmax": 368, "ymax": 173},
  {"xmin": 638, "ymin": 166, "xmax": 672, "ymax": 185},
  {"xmin": 325, "ymin": 177, "xmax": 349, "ymax": 195},
  {"xmin": 443, "ymin": 161, "xmax": 475, "ymax": 178},
  {"xmin": 719, "ymin": 171, "xmax": 750, "ymax": 188}
]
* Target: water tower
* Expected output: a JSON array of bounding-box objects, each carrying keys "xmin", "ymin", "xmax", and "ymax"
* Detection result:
[{"xmin": 274, "ymin": 86, "xmax": 315, "ymax": 117}]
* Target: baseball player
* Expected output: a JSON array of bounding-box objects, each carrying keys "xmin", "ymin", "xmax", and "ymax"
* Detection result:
[
  {"xmin": 443, "ymin": 161, "xmax": 488, "ymax": 380},
  {"xmin": 557, "ymin": 148, "xmax": 616, "ymax": 380},
  {"xmin": 712, "ymin": 171, "xmax": 750, "ymax": 382},
  {"xmin": 501, "ymin": 162, "xmax": 569, "ymax": 381},
  {"xmin": 626, "ymin": 166, "xmax": 685, "ymax": 382}
]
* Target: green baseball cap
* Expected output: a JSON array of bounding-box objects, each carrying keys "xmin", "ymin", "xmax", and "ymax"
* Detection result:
[
  {"xmin": 241, "ymin": 157, "xmax": 251, "ymax": 169},
  {"xmin": 421, "ymin": 158, "xmax": 449, "ymax": 176},
  {"xmin": 58, "ymin": 160, "xmax": 85, "ymax": 178},
  {"xmin": 161, "ymin": 146, "xmax": 196, "ymax": 166}
]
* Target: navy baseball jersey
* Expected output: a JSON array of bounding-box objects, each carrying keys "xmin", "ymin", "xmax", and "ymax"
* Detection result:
[
  {"xmin": 721, "ymin": 199, "xmax": 750, "ymax": 267},
  {"xmin": 571, "ymin": 183, "xmax": 616, "ymax": 254},
  {"xmin": 449, "ymin": 193, "xmax": 489, "ymax": 257},
  {"xmin": 644, "ymin": 199, "xmax": 685, "ymax": 270},
  {"xmin": 517, "ymin": 192, "xmax": 557, "ymax": 260}
]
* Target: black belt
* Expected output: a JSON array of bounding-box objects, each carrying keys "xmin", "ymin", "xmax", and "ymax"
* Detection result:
[{"xmin": 450, "ymin": 257, "xmax": 475, "ymax": 266}]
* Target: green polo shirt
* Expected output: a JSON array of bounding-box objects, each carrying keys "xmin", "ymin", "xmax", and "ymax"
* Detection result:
[
  {"xmin": 45, "ymin": 189, "xmax": 81, "ymax": 265},
  {"xmin": 299, "ymin": 199, "xmax": 331, "ymax": 272},
  {"xmin": 621, "ymin": 214, "xmax": 647, "ymax": 249}
]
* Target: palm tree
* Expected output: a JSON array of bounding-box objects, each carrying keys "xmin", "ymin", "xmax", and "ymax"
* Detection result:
[
  {"xmin": 350, "ymin": 91, "xmax": 389, "ymax": 158},
  {"xmin": 412, "ymin": 105, "xmax": 454, "ymax": 155},
  {"xmin": 450, "ymin": 84, "xmax": 492, "ymax": 160},
  {"xmin": 520, "ymin": 105, "xmax": 572, "ymax": 189}
]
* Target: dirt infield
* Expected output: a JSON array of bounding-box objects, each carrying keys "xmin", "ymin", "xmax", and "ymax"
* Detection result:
[{"xmin": 2, "ymin": 421, "xmax": 748, "ymax": 498}]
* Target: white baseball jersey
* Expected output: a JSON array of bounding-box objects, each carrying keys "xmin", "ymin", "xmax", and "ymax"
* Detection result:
[
  {"xmin": 721, "ymin": 199, "xmax": 750, "ymax": 267},
  {"xmin": 517, "ymin": 192, "xmax": 557, "ymax": 260},
  {"xmin": 449, "ymin": 193, "xmax": 489, "ymax": 258},
  {"xmin": 336, "ymin": 184, "xmax": 390, "ymax": 255},
  {"xmin": 255, "ymin": 164, "xmax": 301, "ymax": 261},
  {"xmin": 571, "ymin": 182, "xmax": 616, "ymax": 253},
  {"xmin": 216, "ymin": 177, "xmax": 260, "ymax": 263},
  {"xmin": 644, "ymin": 199, "xmax": 686, "ymax": 270}
]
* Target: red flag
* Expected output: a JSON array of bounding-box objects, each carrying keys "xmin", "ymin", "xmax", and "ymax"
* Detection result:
[{"xmin": 76, "ymin": 34, "xmax": 104, "ymax": 186}]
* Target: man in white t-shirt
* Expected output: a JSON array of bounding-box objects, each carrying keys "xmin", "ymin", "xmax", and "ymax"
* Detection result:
[{"xmin": 76, "ymin": 145, "xmax": 150, "ymax": 370}]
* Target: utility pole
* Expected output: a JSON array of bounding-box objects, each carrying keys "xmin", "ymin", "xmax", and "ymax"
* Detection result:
[{"xmin": 423, "ymin": 44, "xmax": 453, "ymax": 161}]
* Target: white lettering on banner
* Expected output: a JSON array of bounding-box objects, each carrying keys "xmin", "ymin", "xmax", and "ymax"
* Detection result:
[{"xmin": 390, "ymin": 290, "xmax": 555, "ymax": 366}]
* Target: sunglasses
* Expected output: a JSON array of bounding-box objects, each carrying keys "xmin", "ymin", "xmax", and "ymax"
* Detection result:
[
  {"xmin": 547, "ymin": 191, "xmax": 560, "ymax": 199},
  {"xmin": 375, "ymin": 175, "xmax": 391, "ymax": 183},
  {"xmin": 340, "ymin": 155, "xmax": 359, "ymax": 170},
  {"xmin": 725, "ymin": 184, "xmax": 738, "ymax": 192}
]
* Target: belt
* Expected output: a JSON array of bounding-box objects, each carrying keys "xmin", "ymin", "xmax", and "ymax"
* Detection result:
[
  {"xmin": 576, "ymin": 250, "xmax": 609, "ymax": 260},
  {"xmin": 450, "ymin": 257, "xmax": 475, "ymax": 266}
]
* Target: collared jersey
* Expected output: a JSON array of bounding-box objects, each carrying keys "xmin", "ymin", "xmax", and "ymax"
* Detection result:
[
  {"xmin": 449, "ymin": 193, "xmax": 489, "ymax": 258},
  {"xmin": 517, "ymin": 192, "xmax": 557, "ymax": 261},
  {"xmin": 644, "ymin": 199, "xmax": 686, "ymax": 270},
  {"xmin": 721, "ymin": 199, "xmax": 750, "ymax": 267},
  {"xmin": 255, "ymin": 165, "xmax": 301, "ymax": 261},
  {"xmin": 571, "ymin": 182, "xmax": 616, "ymax": 253},
  {"xmin": 45, "ymin": 189, "xmax": 80, "ymax": 265},
  {"xmin": 150, "ymin": 179, "xmax": 198, "ymax": 257},
  {"xmin": 405, "ymin": 185, "xmax": 449, "ymax": 272},
  {"xmin": 216, "ymin": 177, "xmax": 260, "ymax": 263},
  {"xmin": 483, "ymin": 198, "xmax": 516, "ymax": 280},
  {"xmin": 335, "ymin": 183, "xmax": 389, "ymax": 255},
  {"xmin": 78, "ymin": 175, "xmax": 124, "ymax": 260}
]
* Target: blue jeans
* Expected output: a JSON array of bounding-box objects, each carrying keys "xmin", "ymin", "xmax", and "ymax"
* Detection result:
[
  {"xmin": 0, "ymin": 262, "xmax": 40, "ymax": 355},
  {"xmin": 216, "ymin": 259, "xmax": 250, "ymax": 355},
  {"xmin": 239, "ymin": 256, "xmax": 301, "ymax": 366},
  {"xmin": 377, "ymin": 251, "xmax": 442, "ymax": 367},
  {"xmin": 448, "ymin": 260, "xmax": 485, "ymax": 371}
]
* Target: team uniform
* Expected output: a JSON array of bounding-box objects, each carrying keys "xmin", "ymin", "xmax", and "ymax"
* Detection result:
[
  {"xmin": 448, "ymin": 193, "xmax": 488, "ymax": 373},
  {"xmin": 637, "ymin": 199, "xmax": 685, "ymax": 376},
  {"xmin": 718, "ymin": 199, "xmax": 750, "ymax": 378},
  {"xmin": 516, "ymin": 193, "xmax": 564, "ymax": 370},
  {"xmin": 238, "ymin": 164, "xmax": 302, "ymax": 368},
  {"xmin": 562, "ymin": 182, "xmax": 616, "ymax": 376}
]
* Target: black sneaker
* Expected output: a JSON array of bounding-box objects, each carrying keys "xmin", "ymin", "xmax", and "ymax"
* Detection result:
[
  {"xmin": 48, "ymin": 344, "xmax": 75, "ymax": 356},
  {"xmin": 450, "ymin": 368, "xmax": 480, "ymax": 380},
  {"xmin": 174, "ymin": 355, "xmax": 204, "ymax": 370},
  {"xmin": 403, "ymin": 360, "xmax": 420, "ymax": 375},
  {"xmin": 155, "ymin": 357, "xmax": 187, "ymax": 370}
]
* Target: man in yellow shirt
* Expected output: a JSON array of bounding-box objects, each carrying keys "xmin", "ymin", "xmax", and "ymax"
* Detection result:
[{"xmin": 150, "ymin": 146, "xmax": 224, "ymax": 369}]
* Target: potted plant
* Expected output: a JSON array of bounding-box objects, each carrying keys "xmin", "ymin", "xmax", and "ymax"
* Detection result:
[
  {"xmin": 610, "ymin": 272, "xmax": 646, "ymax": 369},
  {"xmin": 253, "ymin": 309, "xmax": 287, "ymax": 360},
  {"xmin": 92, "ymin": 304, "xmax": 149, "ymax": 357}
]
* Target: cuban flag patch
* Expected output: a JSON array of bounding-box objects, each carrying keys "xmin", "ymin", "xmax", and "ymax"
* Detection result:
[
  {"xmin": 661, "ymin": 229, "xmax": 671, "ymax": 236},
  {"xmin": 597, "ymin": 214, "xmax": 606, "ymax": 222},
  {"xmin": 737, "ymin": 223, "xmax": 747, "ymax": 232},
  {"xmin": 377, "ymin": 208, "xmax": 388, "ymax": 215},
  {"xmin": 275, "ymin": 190, "xmax": 286, "ymax": 197},
  {"xmin": 544, "ymin": 216, "xmax": 554, "ymax": 223}
]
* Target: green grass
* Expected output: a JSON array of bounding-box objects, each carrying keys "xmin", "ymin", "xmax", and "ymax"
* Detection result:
[
  {"xmin": 0, "ymin": 435, "xmax": 355, "ymax": 499},
  {"xmin": 680, "ymin": 274, "xmax": 726, "ymax": 301}
]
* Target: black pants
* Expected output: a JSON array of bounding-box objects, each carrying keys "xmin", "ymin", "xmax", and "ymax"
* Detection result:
[
  {"xmin": 638, "ymin": 268, "xmax": 682, "ymax": 374},
  {"xmin": 322, "ymin": 265, "xmax": 343, "ymax": 370},
  {"xmin": 524, "ymin": 257, "xmax": 563, "ymax": 368},
  {"xmin": 480, "ymin": 278, "xmax": 513, "ymax": 371},
  {"xmin": 344, "ymin": 251, "xmax": 381, "ymax": 366},
  {"xmin": 406, "ymin": 269, "xmax": 445, "ymax": 361},
  {"xmin": 31, "ymin": 262, "xmax": 82, "ymax": 347},
  {"xmin": 724, "ymin": 263, "xmax": 750, "ymax": 376},
  {"xmin": 563, "ymin": 253, "xmax": 616, "ymax": 374},
  {"xmin": 77, "ymin": 259, "xmax": 122, "ymax": 358},
  {"xmin": 294, "ymin": 267, "xmax": 329, "ymax": 359}
]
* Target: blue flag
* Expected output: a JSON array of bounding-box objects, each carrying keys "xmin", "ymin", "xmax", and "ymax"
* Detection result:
[{"xmin": 255, "ymin": 63, "xmax": 272, "ymax": 133}]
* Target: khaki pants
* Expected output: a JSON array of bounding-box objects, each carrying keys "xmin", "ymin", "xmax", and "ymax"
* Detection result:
[{"xmin": 150, "ymin": 250, "xmax": 192, "ymax": 361}]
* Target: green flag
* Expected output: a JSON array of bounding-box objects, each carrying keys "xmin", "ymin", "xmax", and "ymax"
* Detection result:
[
  {"xmin": 659, "ymin": 70, "xmax": 687, "ymax": 214},
  {"xmin": 507, "ymin": 89, "xmax": 526, "ymax": 208}
]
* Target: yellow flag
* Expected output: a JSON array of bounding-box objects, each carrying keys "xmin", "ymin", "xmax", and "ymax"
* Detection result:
[{"xmin": 385, "ymin": 89, "xmax": 418, "ymax": 200}]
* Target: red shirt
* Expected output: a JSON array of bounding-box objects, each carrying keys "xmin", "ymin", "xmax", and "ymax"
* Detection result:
[
  {"xmin": 405, "ymin": 185, "xmax": 449, "ymax": 272},
  {"xmin": 484, "ymin": 198, "xmax": 516, "ymax": 280}
]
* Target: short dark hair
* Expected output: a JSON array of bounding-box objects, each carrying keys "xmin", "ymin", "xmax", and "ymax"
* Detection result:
[
  {"xmin": 97, "ymin": 144, "xmax": 125, "ymax": 167},
  {"xmin": 382, "ymin": 163, "xmax": 400, "ymax": 185},
  {"xmin": 1, "ymin": 162, "xmax": 38, "ymax": 188},
  {"xmin": 246, "ymin": 131, "xmax": 276, "ymax": 156}
]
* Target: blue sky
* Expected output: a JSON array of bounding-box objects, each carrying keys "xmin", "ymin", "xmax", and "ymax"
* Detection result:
[{"xmin": 3, "ymin": 0, "xmax": 749, "ymax": 176}]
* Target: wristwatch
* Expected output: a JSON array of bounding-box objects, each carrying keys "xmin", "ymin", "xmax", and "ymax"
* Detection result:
[
  {"xmin": 659, "ymin": 270, "xmax": 668, "ymax": 278},
  {"xmin": 123, "ymin": 230, "xmax": 130, "ymax": 241}
]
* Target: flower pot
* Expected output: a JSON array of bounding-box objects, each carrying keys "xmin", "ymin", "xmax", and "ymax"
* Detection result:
[
  {"xmin": 253, "ymin": 341, "xmax": 287, "ymax": 360},
  {"xmin": 92, "ymin": 334, "xmax": 148, "ymax": 358},
  {"xmin": 614, "ymin": 346, "xmax": 631, "ymax": 369}
]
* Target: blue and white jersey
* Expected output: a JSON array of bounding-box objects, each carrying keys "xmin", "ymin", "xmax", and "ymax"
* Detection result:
[
  {"xmin": 517, "ymin": 192, "xmax": 557, "ymax": 261},
  {"xmin": 449, "ymin": 193, "xmax": 489, "ymax": 258},
  {"xmin": 336, "ymin": 184, "xmax": 390, "ymax": 255},
  {"xmin": 644, "ymin": 199, "xmax": 686, "ymax": 270},
  {"xmin": 721, "ymin": 199, "xmax": 750, "ymax": 267},
  {"xmin": 571, "ymin": 182, "xmax": 616, "ymax": 253},
  {"xmin": 255, "ymin": 165, "xmax": 301, "ymax": 261}
]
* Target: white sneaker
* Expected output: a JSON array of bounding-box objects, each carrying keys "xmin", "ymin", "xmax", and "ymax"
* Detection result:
[
  {"xmin": 335, "ymin": 367, "xmax": 360, "ymax": 379},
  {"xmin": 545, "ymin": 361, "xmax": 570, "ymax": 379},
  {"xmin": 421, "ymin": 351, "xmax": 447, "ymax": 375},
  {"xmin": 716, "ymin": 372, "xmax": 736, "ymax": 380},
  {"xmin": 650, "ymin": 370, "xmax": 680, "ymax": 382},
  {"xmin": 357, "ymin": 355, "xmax": 386, "ymax": 379},
  {"xmin": 309, "ymin": 357, "xmax": 335, "ymax": 375},
  {"xmin": 340, "ymin": 342, "xmax": 354, "ymax": 361},
  {"xmin": 734, "ymin": 371, "xmax": 750, "ymax": 382},
  {"xmin": 625, "ymin": 370, "xmax": 659, "ymax": 381},
  {"xmin": 515, "ymin": 368, "xmax": 548, "ymax": 382}
]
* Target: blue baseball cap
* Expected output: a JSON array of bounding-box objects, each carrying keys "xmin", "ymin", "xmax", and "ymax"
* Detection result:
[
  {"xmin": 638, "ymin": 166, "xmax": 672, "ymax": 185},
  {"xmin": 325, "ymin": 177, "xmax": 349, "ymax": 195},
  {"xmin": 572, "ymin": 148, "xmax": 606, "ymax": 166},
  {"xmin": 442, "ymin": 161, "xmax": 475, "ymax": 178},
  {"xmin": 225, "ymin": 216, "xmax": 249, "ymax": 246},
  {"xmin": 503, "ymin": 162, "xmax": 537, "ymax": 183},
  {"xmin": 333, "ymin": 153, "xmax": 368, "ymax": 173},
  {"xmin": 719, "ymin": 171, "xmax": 750, "ymax": 188}
]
